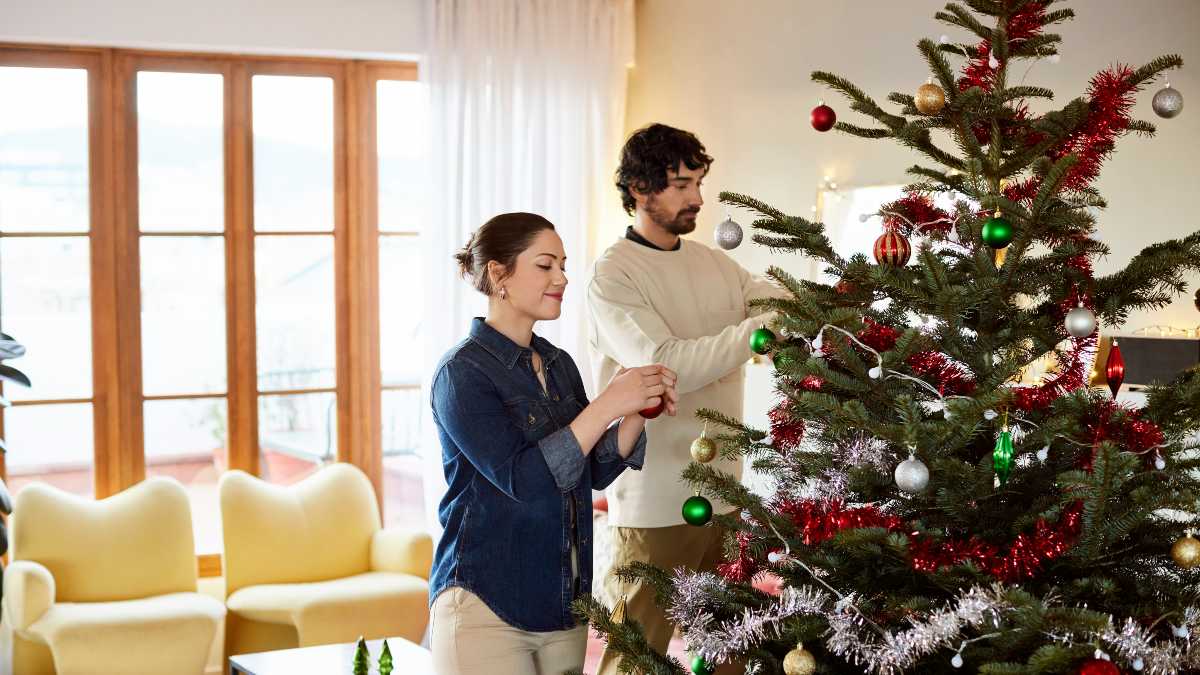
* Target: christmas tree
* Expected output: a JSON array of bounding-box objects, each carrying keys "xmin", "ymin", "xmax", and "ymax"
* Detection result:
[
  {"xmin": 353, "ymin": 636, "xmax": 370, "ymax": 675},
  {"xmin": 579, "ymin": 1, "xmax": 1200, "ymax": 673},
  {"xmin": 379, "ymin": 638, "xmax": 394, "ymax": 675}
]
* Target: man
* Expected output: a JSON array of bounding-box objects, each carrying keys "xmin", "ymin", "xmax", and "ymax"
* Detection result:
[{"xmin": 587, "ymin": 123, "xmax": 781, "ymax": 674}]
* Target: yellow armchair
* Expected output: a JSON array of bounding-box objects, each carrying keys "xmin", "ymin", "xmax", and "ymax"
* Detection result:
[
  {"xmin": 219, "ymin": 462, "xmax": 432, "ymax": 658},
  {"xmin": 3, "ymin": 477, "xmax": 226, "ymax": 675}
]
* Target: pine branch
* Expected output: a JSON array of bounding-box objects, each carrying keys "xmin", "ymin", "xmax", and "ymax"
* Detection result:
[
  {"xmin": 811, "ymin": 71, "xmax": 906, "ymax": 131},
  {"xmin": 1092, "ymin": 230, "xmax": 1200, "ymax": 326},
  {"xmin": 833, "ymin": 121, "xmax": 894, "ymax": 139},
  {"xmin": 935, "ymin": 3, "xmax": 994, "ymax": 40},
  {"xmin": 1126, "ymin": 54, "xmax": 1184, "ymax": 90},
  {"xmin": 574, "ymin": 595, "xmax": 685, "ymax": 675},
  {"xmin": 917, "ymin": 38, "xmax": 959, "ymax": 97}
]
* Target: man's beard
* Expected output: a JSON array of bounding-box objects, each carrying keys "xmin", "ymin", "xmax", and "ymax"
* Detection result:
[{"xmin": 646, "ymin": 196, "xmax": 699, "ymax": 235}]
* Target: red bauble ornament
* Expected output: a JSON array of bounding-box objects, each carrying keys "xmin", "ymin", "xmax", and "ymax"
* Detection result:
[
  {"xmin": 811, "ymin": 103, "xmax": 836, "ymax": 132},
  {"xmin": 873, "ymin": 230, "xmax": 911, "ymax": 266},
  {"xmin": 1076, "ymin": 658, "xmax": 1121, "ymax": 675},
  {"xmin": 1105, "ymin": 339, "xmax": 1125, "ymax": 398},
  {"xmin": 639, "ymin": 399, "xmax": 665, "ymax": 419}
]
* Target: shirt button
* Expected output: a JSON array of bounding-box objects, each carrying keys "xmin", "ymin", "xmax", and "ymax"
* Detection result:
[{"xmin": 528, "ymin": 414, "xmax": 536, "ymax": 425}]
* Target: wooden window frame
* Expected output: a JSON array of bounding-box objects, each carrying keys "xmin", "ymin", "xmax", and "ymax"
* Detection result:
[{"xmin": 0, "ymin": 44, "xmax": 420, "ymax": 577}]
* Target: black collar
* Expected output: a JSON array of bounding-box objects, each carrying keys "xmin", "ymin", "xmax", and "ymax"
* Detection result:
[{"xmin": 626, "ymin": 226, "xmax": 681, "ymax": 251}]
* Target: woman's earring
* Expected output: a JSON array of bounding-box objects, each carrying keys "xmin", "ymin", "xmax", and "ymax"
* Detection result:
[{"xmin": 499, "ymin": 286, "xmax": 508, "ymax": 300}]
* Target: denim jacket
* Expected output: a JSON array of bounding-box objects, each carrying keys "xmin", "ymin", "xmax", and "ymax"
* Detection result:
[{"xmin": 429, "ymin": 318, "xmax": 646, "ymax": 632}]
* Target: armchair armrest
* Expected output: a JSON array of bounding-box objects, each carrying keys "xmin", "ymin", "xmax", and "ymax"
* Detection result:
[
  {"xmin": 4, "ymin": 560, "xmax": 55, "ymax": 631},
  {"xmin": 369, "ymin": 528, "xmax": 433, "ymax": 579}
]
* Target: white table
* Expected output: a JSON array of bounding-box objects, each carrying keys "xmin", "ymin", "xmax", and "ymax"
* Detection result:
[{"xmin": 229, "ymin": 636, "xmax": 433, "ymax": 675}]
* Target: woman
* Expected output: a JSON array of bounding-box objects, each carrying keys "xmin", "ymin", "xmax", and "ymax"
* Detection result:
[{"xmin": 429, "ymin": 212, "xmax": 678, "ymax": 674}]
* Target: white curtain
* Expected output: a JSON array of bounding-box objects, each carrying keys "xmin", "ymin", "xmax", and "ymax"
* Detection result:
[{"xmin": 419, "ymin": 0, "xmax": 635, "ymax": 535}]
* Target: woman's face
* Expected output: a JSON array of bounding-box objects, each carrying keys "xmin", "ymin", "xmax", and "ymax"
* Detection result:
[{"xmin": 491, "ymin": 228, "xmax": 568, "ymax": 321}]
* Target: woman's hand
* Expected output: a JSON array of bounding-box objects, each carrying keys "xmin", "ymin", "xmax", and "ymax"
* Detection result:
[{"xmin": 601, "ymin": 365, "xmax": 679, "ymax": 420}]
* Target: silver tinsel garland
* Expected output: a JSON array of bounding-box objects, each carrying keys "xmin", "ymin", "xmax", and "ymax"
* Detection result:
[
  {"xmin": 824, "ymin": 585, "xmax": 1009, "ymax": 675},
  {"xmin": 664, "ymin": 569, "xmax": 1200, "ymax": 674},
  {"xmin": 1080, "ymin": 607, "xmax": 1200, "ymax": 674}
]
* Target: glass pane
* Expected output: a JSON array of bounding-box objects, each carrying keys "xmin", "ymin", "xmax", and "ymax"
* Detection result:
[
  {"xmin": 0, "ymin": 237, "xmax": 92, "ymax": 401},
  {"xmin": 0, "ymin": 67, "xmax": 89, "ymax": 232},
  {"xmin": 144, "ymin": 398, "xmax": 227, "ymax": 553},
  {"xmin": 141, "ymin": 237, "xmax": 227, "ymax": 396},
  {"xmin": 252, "ymin": 75, "xmax": 333, "ymax": 232},
  {"xmin": 376, "ymin": 80, "xmax": 428, "ymax": 232},
  {"xmin": 259, "ymin": 392, "xmax": 335, "ymax": 486},
  {"xmin": 382, "ymin": 387, "xmax": 425, "ymax": 530},
  {"xmin": 4, "ymin": 402, "xmax": 94, "ymax": 499},
  {"xmin": 256, "ymin": 235, "xmax": 335, "ymax": 391},
  {"xmin": 380, "ymin": 236, "xmax": 424, "ymax": 387},
  {"xmin": 137, "ymin": 71, "xmax": 224, "ymax": 232}
]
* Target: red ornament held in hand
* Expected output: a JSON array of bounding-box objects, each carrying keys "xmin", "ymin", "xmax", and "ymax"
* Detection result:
[
  {"xmin": 639, "ymin": 399, "xmax": 665, "ymax": 419},
  {"xmin": 811, "ymin": 102, "xmax": 836, "ymax": 132},
  {"xmin": 1076, "ymin": 658, "xmax": 1120, "ymax": 675},
  {"xmin": 1105, "ymin": 339, "xmax": 1125, "ymax": 398}
]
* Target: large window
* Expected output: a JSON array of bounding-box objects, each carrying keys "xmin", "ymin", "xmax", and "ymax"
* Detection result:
[{"xmin": 0, "ymin": 46, "xmax": 426, "ymax": 568}]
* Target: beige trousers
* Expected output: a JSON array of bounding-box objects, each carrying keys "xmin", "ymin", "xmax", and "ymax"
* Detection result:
[
  {"xmin": 596, "ymin": 523, "xmax": 742, "ymax": 675},
  {"xmin": 431, "ymin": 586, "xmax": 587, "ymax": 675}
]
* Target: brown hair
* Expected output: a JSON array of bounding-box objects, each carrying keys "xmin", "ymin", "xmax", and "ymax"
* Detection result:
[
  {"xmin": 616, "ymin": 123, "xmax": 713, "ymax": 215},
  {"xmin": 455, "ymin": 212, "xmax": 556, "ymax": 295}
]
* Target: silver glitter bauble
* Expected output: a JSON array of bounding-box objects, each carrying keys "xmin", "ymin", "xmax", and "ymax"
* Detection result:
[
  {"xmin": 714, "ymin": 218, "xmax": 743, "ymax": 250},
  {"xmin": 894, "ymin": 454, "xmax": 930, "ymax": 493},
  {"xmin": 1065, "ymin": 305, "xmax": 1097, "ymax": 338},
  {"xmin": 1153, "ymin": 85, "xmax": 1184, "ymax": 119}
]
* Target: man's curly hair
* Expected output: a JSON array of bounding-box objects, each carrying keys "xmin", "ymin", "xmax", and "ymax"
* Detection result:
[{"xmin": 615, "ymin": 124, "xmax": 713, "ymax": 215}]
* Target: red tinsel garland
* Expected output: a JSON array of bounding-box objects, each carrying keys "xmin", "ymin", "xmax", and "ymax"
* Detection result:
[
  {"xmin": 958, "ymin": 2, "xmax": 1049, "ymax": 93},
  {"xmin": 724, "ymin": 499, "xmax": 1085, "ymax": 584},
  {"xmin": 716, "ymin": 530, "xmax": 759, "ymax": 583},
  {"xmin": 911, "ymin": 502, "xmax": 1083, "ymax": 582},
  {"xmin": 880, "ymin": 192, "xmax": 954, "ymax": 237},
  {"xmin": 769, "ymin": 401, "xmax": 806, "ymax": 452},
  {"xmin": 1078, "ymin": 399, "xmax": 1166, "ymax": 470},
  {"xmin": 853, "ymin": 319, "xmax": 977, "ymax": 396}
]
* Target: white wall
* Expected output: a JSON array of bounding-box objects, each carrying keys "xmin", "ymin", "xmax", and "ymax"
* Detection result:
[
  {"xmin": 0, "ymin": 0, "xmax": 425, "ymax": 58},
  {"xmin": 624, "ymin": 0, "xmax": 1200, "ymax": 328},
  {"xmin": 623, "ymin": 0, "xmax": 1200, "ymax": 430}
]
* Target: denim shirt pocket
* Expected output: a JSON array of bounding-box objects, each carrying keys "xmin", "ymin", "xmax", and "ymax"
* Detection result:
[{"xmin": 503, "ymin": 396, "xmax": 549, "ymax": 441}]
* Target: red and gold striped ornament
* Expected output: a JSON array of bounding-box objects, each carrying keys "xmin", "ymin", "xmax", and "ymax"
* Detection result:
[{"xmin": 873, "ymin": 230, "xmax": 912, "ymax": 266}]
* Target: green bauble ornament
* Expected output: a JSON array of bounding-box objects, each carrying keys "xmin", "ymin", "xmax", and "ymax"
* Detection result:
[
  {"xmin": 981, "ymin": 215, "xmax": 1014, "ymax": 249},
  {"xmin": 750, "ymin": 326, "xmax": 776, "ymax": 355},
  {"xmin": 691, "ymin": 654, "xmax": 715, "ymax": 675},
  {"xmin": 682, "ymin": 495, "xmax": 713, "ymax": 526},
  {"xmin": 993, "ymin": 428, "xmax": 1014, "ymax": 485}
]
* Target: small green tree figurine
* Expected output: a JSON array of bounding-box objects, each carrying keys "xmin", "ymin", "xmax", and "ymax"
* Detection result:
[
  {"xmin": 378, "ymin": 639, "xmax": 393, "ymax": 675},
  {"xmin": 352, "ymin": 636, "xmax": 370, "ymax": 675}
]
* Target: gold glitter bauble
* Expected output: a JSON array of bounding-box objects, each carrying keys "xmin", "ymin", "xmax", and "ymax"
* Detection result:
[
  {"xmin": 1173, "ymin": 535, "xmax": 1200, "ymax": 568},
  {"xmin": 690, "ymin": 436, "xmax": 718, "ymax": 463},
  {"xmin": 915, "ymin": 82, "xmax": 946, "ymax": 115},
  {"xmin": 783, "ymin": 643, "xmax": 816, "ymax": 675}
]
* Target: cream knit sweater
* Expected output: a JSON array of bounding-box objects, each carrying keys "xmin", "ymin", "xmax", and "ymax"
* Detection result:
[{"xmin": 585, "ymin": 236, "xmax": 782, "ymax": 528}]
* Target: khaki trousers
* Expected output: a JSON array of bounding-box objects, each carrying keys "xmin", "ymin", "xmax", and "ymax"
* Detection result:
[
  {"xmin": 431, "ymin": 586, "xmax": 587, "ymax": 675},
  {"xmin": 596, "ymin": 523, "xmax": 741, "ymax": 675}
]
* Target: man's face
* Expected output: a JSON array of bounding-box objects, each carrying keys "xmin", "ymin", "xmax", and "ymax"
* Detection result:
[{"xmin": 640, "ymin": 162, "xmax": 705, "ymax": 235}]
